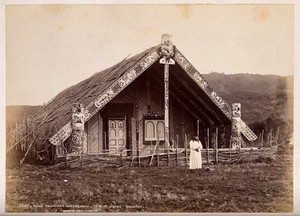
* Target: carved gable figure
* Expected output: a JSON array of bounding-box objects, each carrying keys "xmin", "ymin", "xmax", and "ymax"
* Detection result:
[{"xmin": 161, "ymin": 34, "xmax": 174, "ymax": 58}]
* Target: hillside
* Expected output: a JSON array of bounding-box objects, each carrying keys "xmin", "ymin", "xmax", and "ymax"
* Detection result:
[
  {"xmin": 202, "ymin": 73, "xmax": 293, "ymax": 144},
  {"xmin": 202, "ymin": 72, "xmax": 293, "ymax": 96},
  {"xmin": 202, "ymin": 73, "xmax": 293, "ymax": 123}
]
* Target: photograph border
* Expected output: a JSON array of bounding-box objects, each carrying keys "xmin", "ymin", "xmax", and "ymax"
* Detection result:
[{"xmin": 1, "ymin": 0, "xmax": 299, "ymax": 215}]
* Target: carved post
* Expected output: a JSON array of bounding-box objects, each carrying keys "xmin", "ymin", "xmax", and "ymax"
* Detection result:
[
  {"xmin": 159, "ymin": 34, "xmax": 175, "ymax": 149},
  {"xmin": 71, "ymin": 103, "xmax": 85, "ymax": 155},
  {"xmin": 164, "ymin": 62, "xmax": 170, "ymax": 164},
  {"xmin": 230, "ymin": 103, "xmax": 242, "ymax": 150}
]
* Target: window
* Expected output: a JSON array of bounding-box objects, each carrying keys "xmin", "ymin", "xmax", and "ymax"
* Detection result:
[{"xmin": 144, "ymin": 120, "xmax": 165, "ymax": 141}]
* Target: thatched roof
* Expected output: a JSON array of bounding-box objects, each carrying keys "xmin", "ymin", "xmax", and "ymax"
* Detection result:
[
  {"xmin": 31, "ymin": 43, "xmax": 257, "ymax": 147},
  {"xmin": 33, "ymin": 46, "xmax": 157, "ymax": 143}
]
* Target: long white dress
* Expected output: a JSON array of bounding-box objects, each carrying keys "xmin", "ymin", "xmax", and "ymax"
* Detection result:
[{"xmin": 189, "ymin": 140, "xmax": 203, "ymax": 169}]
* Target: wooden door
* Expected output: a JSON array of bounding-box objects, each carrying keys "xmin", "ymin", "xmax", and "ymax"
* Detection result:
[{"xmin": 108, "ymin": 119, "xmax": 126, "ymax": 155}]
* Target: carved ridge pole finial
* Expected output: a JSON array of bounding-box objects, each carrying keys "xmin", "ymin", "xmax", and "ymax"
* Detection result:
[{"xmin": 160, "ymin": 34, "xmax": 175, "ymax": 65}]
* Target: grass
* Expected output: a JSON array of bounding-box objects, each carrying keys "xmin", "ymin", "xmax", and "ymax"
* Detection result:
[{"xmin": 6, "ymin": 145, "xmax": 293, "ymax": 213}]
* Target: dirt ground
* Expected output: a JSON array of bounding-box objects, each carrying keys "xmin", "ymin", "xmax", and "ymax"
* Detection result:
[{"xmin": 6, "ymin": 145, "xmax": 293, "ymax": 213}]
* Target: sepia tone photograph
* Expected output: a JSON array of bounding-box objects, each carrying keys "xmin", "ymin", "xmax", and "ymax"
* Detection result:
[{"xmin": 3, "ymin": 2, "xmax": 296, "ymax": 214}]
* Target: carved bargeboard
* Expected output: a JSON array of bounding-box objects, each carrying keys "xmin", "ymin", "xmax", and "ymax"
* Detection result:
[{"xmin": 174, "ymin": 48, "xmax": 257, "ymax": 142}]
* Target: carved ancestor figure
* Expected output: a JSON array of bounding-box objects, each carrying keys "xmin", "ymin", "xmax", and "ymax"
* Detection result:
[
  {"xmin": 71, "ymin": 103, "xmax": 85, "ymax": 154},
  {"xmin": 161, "ymin": 34, "xmax": 174, "ymax": 59},
  {"xmin": 231, "ymin": 103, "xmax": 242, "ymax": 150}
]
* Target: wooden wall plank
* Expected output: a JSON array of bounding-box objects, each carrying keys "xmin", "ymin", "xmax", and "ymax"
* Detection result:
[
  {"xmin": 87, "ymin": 114, "xmax": 99, "ymax": 153},
  {"xmin": 98, "ymin": 113, "xmax": 103, "ymax": 152}
]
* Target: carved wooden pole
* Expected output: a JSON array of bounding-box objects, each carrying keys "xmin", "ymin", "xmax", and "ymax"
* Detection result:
[
  {"xmin": 159, "ymin": 34, "xmax": 175, "ymax": 150},
  {"xmin": 164, "ymin": 63, "xmax": 170, "ymax": 148},
  {"xmin": 230, "ymin": 103, "xmax": 242, "ymax": 150},
  {"xmin": 71, "ymin": 103, "xmax": 85, "ymax": 155}
]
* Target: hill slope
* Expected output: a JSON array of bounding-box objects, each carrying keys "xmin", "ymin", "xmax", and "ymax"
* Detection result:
[{"xmin": 202, "ymin": 72, "xmax": 293, "ymax": 124}]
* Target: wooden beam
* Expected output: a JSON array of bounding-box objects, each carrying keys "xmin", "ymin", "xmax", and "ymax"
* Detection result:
[
  {"xmin": 169, "ymin": 89, "xmax": 204, "ymax": 122},
  {"xmin": 169, "ymin": 80, "xmax": 214, "ymax": 125},
  {"xmin": 148, "ymin": 72, "xmax": 210, "ymax": 125},
  {"xmin": 171, "ymin": 70, "xmax": 225, "ymax": 124}
]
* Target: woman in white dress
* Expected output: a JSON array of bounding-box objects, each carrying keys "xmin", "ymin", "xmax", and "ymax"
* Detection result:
[{"xmin": 189, "ymin": 136, "xmax": 203, "ymax": 169}]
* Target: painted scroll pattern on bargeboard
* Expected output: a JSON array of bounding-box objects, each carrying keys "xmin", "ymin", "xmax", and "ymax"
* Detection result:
[{"xmin": 49, "ymin": 47, "xmax": 160, "ymax": 146}]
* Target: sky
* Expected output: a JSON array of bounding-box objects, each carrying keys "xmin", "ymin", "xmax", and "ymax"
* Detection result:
[{"xmin": 5, "ymin": 4, "xmax": 294, "ymax": 105}]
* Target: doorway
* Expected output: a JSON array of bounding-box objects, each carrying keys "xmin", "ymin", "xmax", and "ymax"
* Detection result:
[{"xmin": 108, "ymin": 119, "xmax": 126, "ymax": 155}]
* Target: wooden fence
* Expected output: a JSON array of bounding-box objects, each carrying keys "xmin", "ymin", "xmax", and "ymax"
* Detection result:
[
  {"xmin": 7, "ymin": 122, "xmax": 281, "ymax": 167},
  {"xmin": 48, "ymin": 145, "xmax": 278, "ymax": 170}
]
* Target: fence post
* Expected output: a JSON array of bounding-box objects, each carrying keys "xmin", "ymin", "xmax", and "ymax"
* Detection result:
[
  {"xmin": 104, "ymin": 132, "xmax": 107, "ymax": 152},
  {"xmin": 120, "ymin": 148, "xmax": 123, "ymax": 167},
  {"xmin": 215, "ymin": 127, "xmax": 218, "ymax": 164},
  {"xmin": 268, "ymin": 130, "xmax": 272, "ymax": 147},
  {"xmin": 207, "ymin": 128, "xmax": 210, "ymax": 164},
  {"xmin": 167, "ymin": 141, "xmax": 170, "ymax": 167},
  {"xmin": 260, "ymin": 129, "xmax": 264, "ymax": 148},
  {"xmin": 157, "ymin": 141, "xmax": 160, "ymax": 167},
  {"xmin": 138, "ymin": 138, "xmax": 141, "ymax": 167},
  {"xmin": 184, "ymin": 134, "xmax": 188, "ymax": 167},
  {"xmin": 176, "ymin": 134, "xmax": 179, "ymax": 166},
  {"xmin": 275, "ymin": 127, "xmax": 280, "ymax": 145}
]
